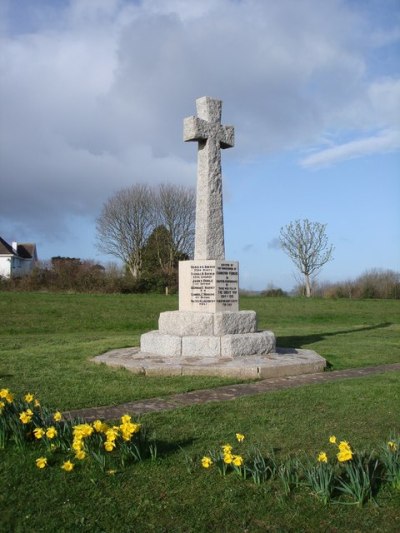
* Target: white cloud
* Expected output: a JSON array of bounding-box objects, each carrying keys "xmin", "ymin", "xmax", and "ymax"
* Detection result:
[{"xmin": 300, "ymin": 129, "xmax": 400, "ymax": 168}]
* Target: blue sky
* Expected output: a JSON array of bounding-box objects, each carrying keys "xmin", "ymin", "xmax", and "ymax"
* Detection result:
[{"xmin": 0, "ymin": 0, "xmax": 399, "ymax": 290}]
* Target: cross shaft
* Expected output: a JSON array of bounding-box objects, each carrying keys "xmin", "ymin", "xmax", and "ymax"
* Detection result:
[{"xmin": 184, "ymin": 96, "xmax": 234, "ymax": 260}]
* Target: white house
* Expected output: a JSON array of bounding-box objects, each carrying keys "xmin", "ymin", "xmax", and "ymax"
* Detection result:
[{"xmin": 0, "ymin": 236, "xmax": 38, "ymax": 278}]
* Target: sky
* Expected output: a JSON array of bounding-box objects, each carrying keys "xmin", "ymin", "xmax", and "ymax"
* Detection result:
[{"xmin": 0, "ymin": 0, "xmax": 399, "ymax": 291}]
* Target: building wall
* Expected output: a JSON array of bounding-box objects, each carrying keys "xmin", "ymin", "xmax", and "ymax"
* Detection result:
[
  {"xmin": 0, "ymin": 255, "xmax": 34, "ymax": 278},
  {"xmin": 12, "ymin": 256, "xmax": 34, "ymax": 277},
  {"xmin": 0, "ymin": 256, "xmax": 12, "ymax": 278}
]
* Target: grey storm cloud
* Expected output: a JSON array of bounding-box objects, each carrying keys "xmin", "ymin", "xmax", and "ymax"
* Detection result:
[{"xmin": 0, "ymin": 0, "xmax": 399, "ymax": 241}]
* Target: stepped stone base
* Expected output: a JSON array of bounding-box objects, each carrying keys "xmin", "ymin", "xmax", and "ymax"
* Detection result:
[{"xmin": 141, "ymin": 310, "xmax": 274, "ymax": 358}]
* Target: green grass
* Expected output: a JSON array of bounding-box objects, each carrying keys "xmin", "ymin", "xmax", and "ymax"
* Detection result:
[
  {"xmin": 246, "ymin": 296, "xmax": 400, "ymax": 370},
  {"xmin": 0, "ymin": 292, "xmax": 399, "ymax": 531},
  {"xmin": 1, "ymin": 374, "xmax": 399, "ymax": 532},
  {"xmin": 0, "ymin": 293, "xmax": 398, "ymax": 409}
]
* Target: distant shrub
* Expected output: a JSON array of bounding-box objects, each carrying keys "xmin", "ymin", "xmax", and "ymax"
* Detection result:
[
  {"xmin": 315, "ymin": 269, "xmax": 400, "ymax": 300},
  {"xmin": 261, "ymin": 288, "xmax": 288, "ymax": 297},
  {"xmin": 0, "ymin": 259, "xmax": 174, "ymax": 294}
]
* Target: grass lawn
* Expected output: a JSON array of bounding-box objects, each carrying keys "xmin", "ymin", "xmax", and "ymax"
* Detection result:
[
  {"xmin": 0, "ymin": 292, "xmax": 399, "ymax": 531},
  {"xmin": 1, "ymin": 292, "xmax": 399, "ymax": 409}
]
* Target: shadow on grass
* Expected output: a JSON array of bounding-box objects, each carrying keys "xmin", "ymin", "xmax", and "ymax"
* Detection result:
[
  {"xmin": 278, "ymin": 322, "xmax": 392, "ymax": 350},
  {"xmin": 155, "ymin": 437, "xmax": 196, "ymax": 458}
]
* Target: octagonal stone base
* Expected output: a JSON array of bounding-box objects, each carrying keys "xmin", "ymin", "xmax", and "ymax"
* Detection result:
[{"xmin": 92, "ymin": 347, "xmax": 327, "ymax": 379}]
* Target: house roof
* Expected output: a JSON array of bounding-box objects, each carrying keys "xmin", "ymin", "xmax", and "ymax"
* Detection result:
[
  {"xmin": 0, "ymin": 236, "xmax": 14, "ymax": 255},
  {"xmin": 17, "ymin": 243, "xmax": 37, "ymax": 259},
  {"xmin": 0, "ymin": 236, "xmax": 37, "ymax": 259}
]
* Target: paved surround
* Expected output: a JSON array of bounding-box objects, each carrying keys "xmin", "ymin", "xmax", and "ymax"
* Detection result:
[
  {"xmin": 65, "ymin": 362, "xmax": 400, "ymax": 422},
  {"xmin": 92, "ymin": 346, "xmax": 325, "ymax": 378}
]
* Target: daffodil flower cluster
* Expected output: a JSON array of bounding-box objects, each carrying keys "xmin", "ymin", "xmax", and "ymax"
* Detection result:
[
  {"xmin": 0, "ymin": 388, "xmax": 151, "ymax": 474},
  {"xmin": 19, "ymin": 409, "xmax": 33, "ymax": 424},
  {"xmin": 202, "ymin": 434, "xmax": 246, "ymax": 476},
  {"xmin": 317, "ymin": 436, "xmax": 354, "ymax": 465},
  {"xmin": 221, "ymin": 444, "xmax": 244, "ymax": 467},
  {"xmin": 325, "ymin": 435, "xmax": 354, "ymax": 463},
  {"xmin": 72, "ymin": 423, "xmax": 94, "ymax": 459}
]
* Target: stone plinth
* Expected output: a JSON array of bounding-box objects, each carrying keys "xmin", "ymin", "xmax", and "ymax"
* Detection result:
[
  {"xmin": 143, "ymin": 308, "xmax": 274, "ymax": 359},
  {"xmin": 159, "ymin": 310, "xmax": 256, "ymax": 336},
  {"xmin": 140, "ymin": 328, "xmax": 275, "ymax": 359},
  {"xmin": 179, "ymin": 260, "xmax": 239, "ymax": 313}
]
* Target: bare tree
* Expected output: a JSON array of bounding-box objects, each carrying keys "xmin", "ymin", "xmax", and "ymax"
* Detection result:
[
  {"xmin": 96, "ymin": 185, "xmax": 153, "ymax": 279},
  {"xmin": 96, "ymin": 183, "xmax": 195, "ymax": 280},
  {"xmin": 153, "ymin": 183, "xmax": 195, "ymax": 271},
  {"xmin": 279, "ymin": 219, "xmax": 334, "ymax": 297}
]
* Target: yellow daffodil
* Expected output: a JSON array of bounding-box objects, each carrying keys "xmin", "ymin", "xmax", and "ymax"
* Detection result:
[
  {"xmin": 337, "ymin": 449, "xmax": 353, "ymax": 462},
  {"xmin": 329, "ymin": 435, "xmax": 337, "ymax": 444},
  {"xmin": 33, "ymin": 428, "xmax": 45, "ymax": 439},
  {"xmin": 72, "ymin": 439, "xmax": 83, "ymax": 452},
  {"xmin": 75, "ymin": 450, "xmax": 86, "ymax": 460},
  {"xmin": 121, "ymin": 414, "xmax": 132, "ymax": 424},
  {"xmin": 223, "ymin": 453, "xmax": 233, "ymax": 464},
  {"xmin": 388, "ymin": 441, "xmax": 398, "ymax": 451},
  {"xmin": 92, "ymin": 420, "xmax": 103, "ymax": 432},
  {"xmin": 338, "ymin": 440, "xmax": 350, "ymax": 449},
  {"xmin": 317, "ymin": 452, "xmax": 328, "ymax": 463},
  {"xmin": 222, "ymin": 444, "xmax": 232, "ymax": 454},
  {"xmin": 19, "ymin": 411, "xmax": 32, "ymax": 424},
  {"xmin": 24, "ymin": 393, "xmax": 34, "ymax": 403},
  {"xmin": 36, "ymin": 457, "xmax": 48, "ymax": 469},
  {"xmin": 46, "ymin": 426, "xmax": 57, "ymax": 439},
  {"xmin": 201, "ymin": 456, "xmax": 213, "ymax": 468},
  {"xmin": 105, "ymin": 428, "xmax": 118, "ymax": 442},
  {"xmin": 104, "ymin": 440, "xmax": 116, "ymax": 452},
  {"xmin": 73, "ymin": 423, "xmax": 93, "ymax": 439},
  {"xmin": 34, "ymin": 399, "xmax": 41, "ymax": 408},
  {"xmin": 235, "ymin": 433, "xmax": 245, "ymax": 443},
  {"xmin": 0, "ymin": 400, "xmax": 5, "ymax": 412},
  {"xmin": 61, "ymin": 460, "xmax": 74, "ymax": 472},
  {"xmin": 53, "ymin": 411, "xmax": 62, "ymax": 422},
  {"xmin": 120, "ymin": 421, "xmax": 140, "ymax": 441},
  {"xmin": 5, "ymin": 392, "xmax": 13, "ymax": 403},
  {"xmin": 232, "ymin": 455, "xmax": 244, "ymax": 467},
  {"xmin": 0, "ymin": 389, "xmax": 9, "ymax": 398}
]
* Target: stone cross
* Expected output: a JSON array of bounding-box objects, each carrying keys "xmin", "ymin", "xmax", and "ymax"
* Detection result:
[{"xmin": 184, "ymin": 97, "xmax": 234, "ymax": 260}]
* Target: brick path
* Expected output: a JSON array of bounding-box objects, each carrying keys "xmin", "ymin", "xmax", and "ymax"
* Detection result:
[{"xmin": 65, "ymin": 363, "xmax": 400, "ymax": 422}]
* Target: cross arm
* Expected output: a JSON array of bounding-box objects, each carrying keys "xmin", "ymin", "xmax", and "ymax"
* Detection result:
[
  {"xmin": 183, "ymin": 116, "xmax": 209, "ymax": 142},
  {"xmin": 220, "ymin": 125, "xmax": 234, "ymax": 149}
]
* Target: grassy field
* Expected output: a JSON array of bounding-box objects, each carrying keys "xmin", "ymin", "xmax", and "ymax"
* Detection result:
[
  {"xmin": 0, "ymin": 292, "xmax": 399, "ymax": 532},
  {"xmin": 1, "ymin": 292, "xmax": 399, "ymax": 409}
]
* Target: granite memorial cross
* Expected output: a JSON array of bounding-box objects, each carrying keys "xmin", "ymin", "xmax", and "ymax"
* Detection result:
[
  {"xmin": 108, "ymin": 95, "xmax": 325, "ymax": 372},
  {"xmin": 140, "ymin": 96, "xmax": 277, "ymax": 360},
  {"xmin": 183, "ymin": 96, "xmax": 234, "ymax": 260}
]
